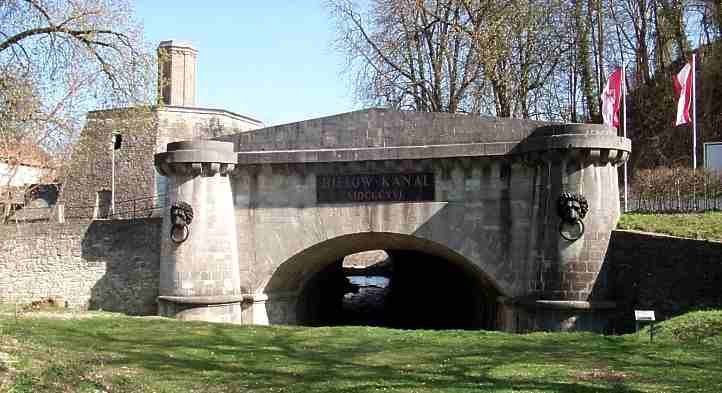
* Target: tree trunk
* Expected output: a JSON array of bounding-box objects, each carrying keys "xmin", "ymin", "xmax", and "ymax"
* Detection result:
[{"xmin": 575, "ymin": 0, "xmax": 600, "ymax": 122}]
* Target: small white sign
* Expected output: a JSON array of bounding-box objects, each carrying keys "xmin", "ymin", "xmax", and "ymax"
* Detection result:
[{"xmin": 635, "ymin": 310, "xmax": 656, "ymax": 321}]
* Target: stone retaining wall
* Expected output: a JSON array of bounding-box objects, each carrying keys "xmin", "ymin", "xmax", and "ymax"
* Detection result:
[
  {"xmin": 1, "ymin": 221, "xmax": 719, "ymax": 329},
  {"xmin": 603, "ymin": 230, "xmax": 722, "ymax": 332},
  {"xmin": 0, "ymin": 218, "xmax": 161, "ymax": 315}
]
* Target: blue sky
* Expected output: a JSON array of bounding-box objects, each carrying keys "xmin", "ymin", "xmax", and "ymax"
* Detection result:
[{"xmin": 135, "ymin": 1, "xmax": 362, "ymax": 126}]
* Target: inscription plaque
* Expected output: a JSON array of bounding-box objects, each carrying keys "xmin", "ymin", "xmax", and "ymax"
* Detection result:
[{"xmin": 317, "ymin": 173, "xmax": 435, "ymax": 203}]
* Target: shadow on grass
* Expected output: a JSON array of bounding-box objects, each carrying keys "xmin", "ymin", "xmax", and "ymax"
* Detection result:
[{"xmin": 6, "ymin": 317, "xmax": 720, "ymax": 392}]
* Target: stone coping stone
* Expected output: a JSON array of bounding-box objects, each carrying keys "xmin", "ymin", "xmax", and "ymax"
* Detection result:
[
  {"xmin": 86, "ymin": 105, "xmax": 263, "ymax": 125},
  {"xmin": 234, "ymin": 142, "xmax": 517, "ymax": 164},
  {"xmin": 232, "ymin": 137, "xmax": 631, "ymax": 164},
  {"xmin": 518, "ymin": 134, "xmax": 631, "ymax": 155},
  {"xmin": 159, "ymin": 105, "xmax": 263, "ymax": 125},
  {"xmin": 155, "ymin": 141, "xmax": 237, "ymax": 166},
  {"xmin": 157, "ymin": 295, "xmax": 244, "ymax": 305},
  {"xmin": 157, "ymin": 294, "xmax": 268, "ymax": 304},
  {"xmin": 615, "ymin": 229, "xmax": 722, "ymax": 244},
  {"xmin": 499, "ymin": 297, "xmax": 617, "ymax": 310},
  {"xmin": 159, "ymin": 40, "xmax": 197, "ymax": 51},
  {"xmin": 167, "ymin": 140, "xmax": 234, "ymax": 153},
  {"xmin": 532, "ymin": 300, "xmax": 617, "ymax": 310},
  {"xmin": 532, "ymin": 123, "xmax": 617, "ymax": 137}
]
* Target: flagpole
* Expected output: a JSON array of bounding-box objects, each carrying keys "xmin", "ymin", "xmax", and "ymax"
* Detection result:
[
  {"xmin": 111, "ymin": 133, "xmax": 115, "ymax": 217},
  {"xmin": 692, "ymin": 53, "xmax": 697, "ymax": 171},
  {"xmin": 622, "ymin": 62, "xmax": 628, "ymax": 213}
]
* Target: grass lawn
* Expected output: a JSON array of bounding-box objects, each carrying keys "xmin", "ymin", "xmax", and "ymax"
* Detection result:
[
  {"xmin": 1, "ymin": 310, "xmax": 721, "ymax": 392},
  {"xmin": 617, "ymin": 212, "xmax": 722, "ymax": 242}
]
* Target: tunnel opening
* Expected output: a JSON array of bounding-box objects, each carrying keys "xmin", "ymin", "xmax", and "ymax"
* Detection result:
[{"xmin": 296, "ymin": 247, "xmax": 499, "ymax": 330}]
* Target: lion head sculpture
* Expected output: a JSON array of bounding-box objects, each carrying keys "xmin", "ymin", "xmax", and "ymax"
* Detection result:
[
  {"xmin": 556, "ymin": 192, "xmax": 589, "ymax": 224},
  {"xmin": 170, "ymin": 201, "xmax": 194, "ymax": 243}
]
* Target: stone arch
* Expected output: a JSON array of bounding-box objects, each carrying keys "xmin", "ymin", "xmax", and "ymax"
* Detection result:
[{"xmin": 264, "ymin": 231, "xmax": 504, "ymax": 329}]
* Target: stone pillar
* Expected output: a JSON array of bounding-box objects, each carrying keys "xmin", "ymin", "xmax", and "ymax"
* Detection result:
[
  {"xmin": 157, "ymin": 40, "xmax": 197, "ymax": 107},
  {"xmin": 515, "ymin": 124, "xmax": 631, "ymax": 331},
  {"xmin": 154, "ymin": 140, "xmax": 241, "ymax": 322}
]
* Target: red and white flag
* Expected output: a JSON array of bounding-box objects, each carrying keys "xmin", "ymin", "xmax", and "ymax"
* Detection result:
[
  {"xmin": 601, "ymin": 68, "xmax": 623, "ymax": 128},
  {"xmin": 673, "ymin": 61, "xmax": 693, "ymax": 126}
]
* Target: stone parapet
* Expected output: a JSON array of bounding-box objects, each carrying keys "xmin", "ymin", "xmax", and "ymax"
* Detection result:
[
  {"xmin": 226, "ymin": 115, "xmax": 630, "ymax": 167},
  {"xmin": 155, "ymin": 140, "xmax": 237, "ymax": 177},
  {"xmin": 519, "ymin": 124, "xmax": 631, "ymax": 166}
]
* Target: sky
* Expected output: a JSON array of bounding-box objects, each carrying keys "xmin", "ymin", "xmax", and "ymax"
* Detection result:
[{"xmin": 135, "ymin": 1, "xmax": 362, "ymax": 127}]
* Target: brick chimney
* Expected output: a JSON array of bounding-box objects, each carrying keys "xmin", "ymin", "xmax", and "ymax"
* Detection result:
[{"xmin": 157, "ymin": 40, "xmax": 197, "ymax": 107}]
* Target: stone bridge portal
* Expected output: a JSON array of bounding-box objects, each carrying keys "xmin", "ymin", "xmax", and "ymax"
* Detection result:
[{"xmin": 154, "ymin": 109, "xmax": 630, "ymax": 332}]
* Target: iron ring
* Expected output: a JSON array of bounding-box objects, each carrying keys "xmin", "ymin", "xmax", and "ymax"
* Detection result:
[
  {"xmin": 559, "ymin": 220, "xmax": 585, "ymax": 241},
  {"xmin": 170, "ymin": 224, "xmax": 190, "ymax": 243}
]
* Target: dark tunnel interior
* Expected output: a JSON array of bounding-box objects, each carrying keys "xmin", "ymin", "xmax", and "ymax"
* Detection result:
[{"xmin": 296, "ymin": 250, "xmax": 499, "ymax": 330}]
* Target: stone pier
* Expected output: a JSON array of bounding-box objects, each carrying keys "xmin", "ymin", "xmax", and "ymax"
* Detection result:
[{"xmin": 154, "ymin": 140, "xmax": 243, "ymax": 322}]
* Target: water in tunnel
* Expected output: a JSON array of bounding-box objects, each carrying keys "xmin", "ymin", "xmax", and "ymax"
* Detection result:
[{"xmin": 296, "ymin": 249, "xmax": 499, "ymax": 330}]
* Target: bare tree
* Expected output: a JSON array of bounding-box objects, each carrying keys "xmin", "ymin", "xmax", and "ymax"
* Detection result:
[
  {"xmin": 470, "ymin": 0, "xmax": 570, "ymax": 118},
  {"xmin": 573, "ymin": 0, "xmax": 602, "ymax": 122},
  {"xmin": 329, "ymin": 0, "xmax": 485, "ymax": 113},
  {"xmin": 0, "ymin": 0, "xmax": 154, "ymax": 221},
  {"xmin": 329, "ymin": 0, "xmax": 570, "ymax": 119},
  {"xmin": 654, "ymin": 0, "xmax": 691, "ymax": 69}
]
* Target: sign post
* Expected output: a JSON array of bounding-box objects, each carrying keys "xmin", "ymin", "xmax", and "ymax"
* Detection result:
[{"xmin": 634, "ymin": 310, "xmax": 657, "ymax": 342}]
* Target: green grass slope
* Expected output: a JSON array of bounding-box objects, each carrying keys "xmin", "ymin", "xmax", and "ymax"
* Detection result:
[
  {"xmin": 639, "ymin": 309, "xmax": 722, "ymax": 345},
  {"xmin": 1, "ymin": 311, "xmax": 721, "ymax": 392},
  {"xmin": 617, "ymin": 212, "xmax": 722, "ymax": 241}
]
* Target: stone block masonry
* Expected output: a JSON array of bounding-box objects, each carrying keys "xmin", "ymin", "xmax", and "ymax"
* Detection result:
[
  {"xmin": 603, "ymin": 230, "xmax": 722, "ymax": 333},
  {"xmin": 155, "ymin": 141, "xmax": 243, "ymax": 323},
  {"xmin": 211, "ymin": 110, "xmax": 631, "ymax": 330},
  {"xmin": 0, "ymin": 221, "xmax": 718, "ymax": 331},
  {"xmin": 59, "ymin": 40, "xmax": 262, "ymax": 219},
  {"xmin": 60, "ymin": 106, "xmax": 262, "ymax": 219},
  {"xmin": 0, "ymin": 218, "xmax": 161, "ymax": 315},
  {"xmin": 157, "ymin": 40, "xmax": 197, "ymax": 107}
]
